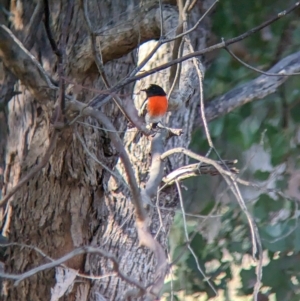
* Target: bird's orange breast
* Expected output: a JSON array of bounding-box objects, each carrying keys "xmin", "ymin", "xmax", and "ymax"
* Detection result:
[{"xmin": 147, "ymin": 96, "xmax": 168, "ymax": 117}]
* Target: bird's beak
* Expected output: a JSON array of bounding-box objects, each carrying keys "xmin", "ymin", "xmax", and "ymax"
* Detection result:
[{"xmin": 141, "ymin": 88, "xmax": 147, "ymax": 92}]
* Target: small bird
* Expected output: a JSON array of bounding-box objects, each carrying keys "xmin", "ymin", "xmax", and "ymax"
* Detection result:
[{"xmin": 140, "ymin": 84, "xmax": 168, "ymax": 129}]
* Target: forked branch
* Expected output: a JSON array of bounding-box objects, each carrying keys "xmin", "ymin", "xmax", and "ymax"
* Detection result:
[{"xmin": 69, "ymin": 100, "xmax": 167, "ymax": 299}]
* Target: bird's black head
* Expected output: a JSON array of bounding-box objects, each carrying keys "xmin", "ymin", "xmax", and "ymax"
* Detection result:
[{"xmin": 142, "ymin": 84, "xmax": 166, "ymax": 97}]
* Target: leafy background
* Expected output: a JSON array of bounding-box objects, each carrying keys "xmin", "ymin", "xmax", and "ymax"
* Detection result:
[{"xmin": 163, "ymin": 1, "xmax": 300, "ymax": 300}]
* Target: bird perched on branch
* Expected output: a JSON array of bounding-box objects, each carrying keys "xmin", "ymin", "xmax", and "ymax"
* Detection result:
[{"xmin": 139, "ymin": 84, "xmax": 168, "ymax": 129}]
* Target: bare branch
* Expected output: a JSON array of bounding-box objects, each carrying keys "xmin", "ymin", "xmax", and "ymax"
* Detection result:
[
  {"xmin": 75, "ymin": 130, "xmax": 129, "ymax": 188},
  {"xmin": 73, "ymin": 3, "xmax": 177, "ymax": 73},
  {"xmin": 185, "ymin": 33, "xmax": 215, "ymax": 150},
  {"xmin": 168, "ymin": 0, "xmax": 185, "ymax": 88},
  {"xmin": 0, "ymin": 245, "xmax": 147, "ymax": 291},
  {"xmin": 0, "ymin": 241, "xmax": 116, "ymax": 281},
  {"xmin": 117, "ymin": 2, "xmax": 300, "ymax": 87},
  {"xmin": 162, "ymin": 148, "xmax": 230, "ymax": 171},
  {"xmin": 80, "ymin": 0, "xmax": 137, "ymax": 125},
  {"xmin": 69, "ymin": 100, "xmax": 146, "ymax": 221},
  {"xmin": 162, "ymin": 147, "xmax": 263, "ymax": 300},
  {"xmin": 69, "ymin": 99, "xmax": 167, "ymax": 297},
  {"xmin": 168, "ymin": 0, "xmax": 218, "ymax": 91},
  {"xmin": 161, "ymin": 147, "xmax": 252, "ymax": 187},
  {"xmin": 165, "ymin": 0, "xmax": 218, "ymax": 44},
  {"xmin": 0, "ymin": 25, "xmax": 57, "ymax": 101},
  {"xmin": 162, "ymin": 160, "xmax": 238, "ymax": 185},
  {"xmin": 1, "ymin": 2, "xmax": 298, "ymax": 112},
  {"xmin": 143, "ymin": 132, "xmax": 168, "ymax": 199},
  {"xmin": 43, "ymin": 0, "xmax": 62, "ymax": 57},
  {"xmin": 201, "ymin": 51, "xmax": 300, "ymax": 124},
  {"xmin": 225, "ymin": 45, "xmax": 300, "ymax": 76},
  {"xmin": 24, "ymin": 0, "xmax": 45, "ymax": 49},
  {"xmin": 44, "ymin": 0, "xmax": 73, "ymax": 123},
  {"xmin": 175, "ymin": 180, "xmax": 217, "ymax": 296}
]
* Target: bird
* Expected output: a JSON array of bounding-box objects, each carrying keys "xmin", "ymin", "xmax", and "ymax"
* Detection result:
[{"xmin": 139, "ymin": 84, "xmax": 168, "ymax": 129}]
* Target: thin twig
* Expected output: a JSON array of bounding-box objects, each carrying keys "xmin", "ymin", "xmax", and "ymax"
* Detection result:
[
  {"xmin": 112, "ymin": 2, "xmax": 300, "ymax": 89},
  {"xmin": 24, "ymin": 0, "xmax": 45, "ymax": 49},
  {"xmin": 76, "ymin": 120, "xmax": 137, "ymax": 133},
  {"xmin": 161, "ymin": 160, "xmax": 238, "ymax": 186},
  {"xmin": 161, "ymin": 147, "xmax": 258, "ymax": 187},
  {"xmin": 169, "ymin": 0, "xmax": 185, "ymax": 87},
  {"xmin": 175, "ymin": 180, "xmax": 217, "ymax": 296},
  {"xmin": 186, "ymin": 35, "xmax": 214, "ymax": 148},
  {"xmin": 166, "ymin": 147, "xmax": 262, "ymax": 301},
  {"xmin": 0, "ymin": 245, "xmax": 147, "ymax": 291},
  {"xmin": 225, "ymin": 44, "xmax": 300, "ymax": 76},
  {"xmin": 158, "ymin": 0, "xmax": 164, "ymax": 37},
  {"xmin": 168, "ymin": 38, "xmax": 185, "ymax": 99},
  {"xmin": 80, "ymin": 0, "xmax": 131, "ymax": 121},
  {"xmin": 164, "ymin": 0, "xmax": 218, "ymax": 44},
  {"xmin": 69, "ymin": 99, "xmax": 167, "ymax": 297},
  {"xmin": 228, "ymin": 179, "xmax": 263, "ymax": 301},
  {"xmin": 43, "ymin": 0, "xmax": 61, "ymax": 57},
  {"xmin": 163, "ymin": 148, "xmax": 263, "ymax": 301},
  {"xmin": 0, "ymin": 241, "xmax": 116, "ymax": 280},
  {"xmin": 75, "ymin": 130, "xmax": 129, "ymax": 188},
  {"xmin": 43, "ymin": 0, "xmax": 71, "ymax": 122},
  {"xmin": 161, "ymin": 149, "xmax": 262, "ymax": 256},
  {"xmin": 58, "ymin": 0, "xmax": 74, "ymax": 114}
]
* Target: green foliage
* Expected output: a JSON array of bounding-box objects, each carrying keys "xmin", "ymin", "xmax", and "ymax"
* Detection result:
[{"xmin": 164, "ymin": 0, "xmax": 300, "ymax": 300}]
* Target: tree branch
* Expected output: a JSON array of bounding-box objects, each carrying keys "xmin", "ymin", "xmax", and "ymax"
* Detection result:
[
  {"xmin": 69, "ymin": 100, "xmax": 167, "ymax": 298},
  {"xmin": 69, "ymin": 100, "xmax": 146, "ymax": 221},
  {"xmin": 0, "ymin": 24, "xmax": 152, "ymax": 134},
  {"xmin": 43, "ymin": 0, "xmax": 72, "ymax": 123},
  {"xmin": 162, "ymin": 160, "xmax": 238, "ymax": 185},
  {"xmin": 200, "ymin": 51, "xmax": 300, "ymax": 125},
  {"xmin": 80, "ymin": 0, "xmax": 138, "ymax": 125},
  {"xmin": 1, "ymin": 2, "xmax": 298, "ymax": 111},
  {"xmin": 161, "ymin": 147, "xmax": 263, "ymax": 299},
  {"xmin": 24, "ymin": 0, "xmax": 45, "ymax": 50},
  {"xmin": 161, "ymin": 147, "xmax": 244, "ymax": 184},
  {"xmin": 143, "ymin": 132, "xmax": 168, "ymax": 199},
  {"xmin": 225, "ymin": 45, "xmax": 300, "ymax": 76},
  {"xmin": 114, "ymin": 1, "xmax": 300, "ymax": 88},
  {"xmin": 73, "ymin": 3, "xmax": 177, "ymax": 73},
  {"xmin": 0, "ymin": 25, "xmax": 57, "ymax": 101},
  {"xmin": 175, "ymin": 180, "xmax": 217, "ymax": 295},
  {"xmin": 0, "ymin": 244, "xmax": 147, "ymax": 292}
]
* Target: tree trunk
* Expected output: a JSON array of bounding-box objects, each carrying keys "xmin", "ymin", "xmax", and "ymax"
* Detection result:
[{"xmin": 0, "ymin": 0, "xmax": 210, "ymax": 300}]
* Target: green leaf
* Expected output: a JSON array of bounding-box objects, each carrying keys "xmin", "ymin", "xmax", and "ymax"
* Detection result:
[
  {"xmin": 253, "ymin": 194, "xmax": 282, "ymax": 221},
  {"xmin": 290, "ymin": 102, "xmax": 300, "ymax": 122},
  {"xmin": 240, "ymin": 267, "xmax": 256, "ymax": 295},
  {"xmin": 293, "ymin": 223, "xmax": 300, "ymax": 251},
  {"xmin": 263, "ymin": 260, "xmax": 286, "ymax": 287},
  {"xmin": 253, "ymin": 170, "xmax": 270, "ymax": 181},
  {"xmin": 268, "ymin": 131, "xmax": 291, "ymax": 165},
  {"xmin": 209, "ymin": 117, "xmax": 225, "ymax": 138}
]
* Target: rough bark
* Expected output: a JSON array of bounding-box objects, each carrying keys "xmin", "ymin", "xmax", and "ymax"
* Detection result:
[{"xmin": 0, "ymin": 0, "xmax": 210, "ymax": 300}]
